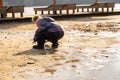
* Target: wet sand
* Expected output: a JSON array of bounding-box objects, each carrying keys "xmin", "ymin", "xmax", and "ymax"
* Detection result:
[
  {"xmin": 0, "ymin": 15, "xmax": 120, "ymax": 80},
  {"xmin": 89, "ymin": 47, "xmax": 120, "ymax": 80}
]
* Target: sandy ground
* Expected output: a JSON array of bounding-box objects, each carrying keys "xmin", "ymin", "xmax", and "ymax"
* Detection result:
[{"xmin": 0, "ymin": 15, "xmax": 120, "ymax": 80}]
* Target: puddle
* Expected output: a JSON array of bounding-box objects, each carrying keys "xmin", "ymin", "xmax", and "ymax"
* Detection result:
[
  {"xmin": 89, "ymin": 44, "xmax": 120, "ymax": 80},
  {"xmin": 11, "ymin": 30, "xmax": 120, "ymax": 80}
]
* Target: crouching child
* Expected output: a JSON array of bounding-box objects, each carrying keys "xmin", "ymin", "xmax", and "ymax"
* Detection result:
[{"xmin": 32, "ymin": 15, "xmax": 64, "ymax": 49}]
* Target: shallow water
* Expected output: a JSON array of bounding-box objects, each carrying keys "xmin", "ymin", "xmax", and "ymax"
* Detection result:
[
  {"xmin": 89, "ymin": 44, "xmax": 120, "ymax": 80},
  {"xmin": 11, "ymin": 30, "xmax": 120, "ymax": 80}
]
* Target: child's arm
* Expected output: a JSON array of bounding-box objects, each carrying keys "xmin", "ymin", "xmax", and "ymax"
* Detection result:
[
  {"xmin": 33, "ymin": 28, "xmax": 40, "ymax": 42},
  {"xmin": 33, "ymin": 26, "xmax": 46, "ymax": 42}
]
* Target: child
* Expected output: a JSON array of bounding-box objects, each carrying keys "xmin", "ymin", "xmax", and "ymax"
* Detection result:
[{"xmin": 32, "ymin": 15, "xmax": 64, "ymax": 49}]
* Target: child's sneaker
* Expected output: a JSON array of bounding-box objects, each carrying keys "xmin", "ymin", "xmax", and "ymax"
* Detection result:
[{"xmin": 33, "ymin": 45, "xmax": 44, "ymax": 49}]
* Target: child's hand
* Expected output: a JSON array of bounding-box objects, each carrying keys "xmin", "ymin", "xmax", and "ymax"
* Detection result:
[{"xmin": 32, "ymin": 41, "xmax": 36, "ymax": 44}]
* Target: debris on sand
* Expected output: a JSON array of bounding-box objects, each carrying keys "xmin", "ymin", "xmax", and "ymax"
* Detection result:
[{"xmin": 44, "ymin": 69, "xmax": 56, "ymax": 75}]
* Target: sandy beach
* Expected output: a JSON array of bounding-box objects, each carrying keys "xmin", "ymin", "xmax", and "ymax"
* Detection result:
[{"xmin": 0, "ymin": 14, "xmax": 120, "ymax": 80}]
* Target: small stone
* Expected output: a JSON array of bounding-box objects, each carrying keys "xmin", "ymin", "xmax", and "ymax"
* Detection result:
[
  {"xmin": 4, "ymin": 36, "xmax": 7, "ymax": 38},
  {"xmin": 72, "ymin": 65, "xmax": 76, "ymax": 67}
]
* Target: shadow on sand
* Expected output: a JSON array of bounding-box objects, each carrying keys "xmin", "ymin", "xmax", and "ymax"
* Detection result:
[
  {"xmin": 13, "ymin": 49, "xmax": 58, "ymax": 56},
  {"xmin": 0, "ymin": 22, "xmax": 33, "ymax": 29}
]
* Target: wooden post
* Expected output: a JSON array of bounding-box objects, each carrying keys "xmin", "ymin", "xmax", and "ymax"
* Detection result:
[
  {"xmin": 95, "ymin": 0, "xmax": 98, "ymax": 12},
  {"xmin": 52, "ymin": 0, "xmax": 57, "ymax": 14},
  {"xmin": 0, "ymin": 0, "xmax": 6, "ymax": 18},
  {"xmin": 53, "ymin": 0, "xmax": 56, "ymax": 5},
  {"xmin": 95, "ymin": 0, "xmax": 98, "ymax": 3},
  {"xmin": 0, "ymin": 0, "xmax": 3, "ymax": 7}
]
